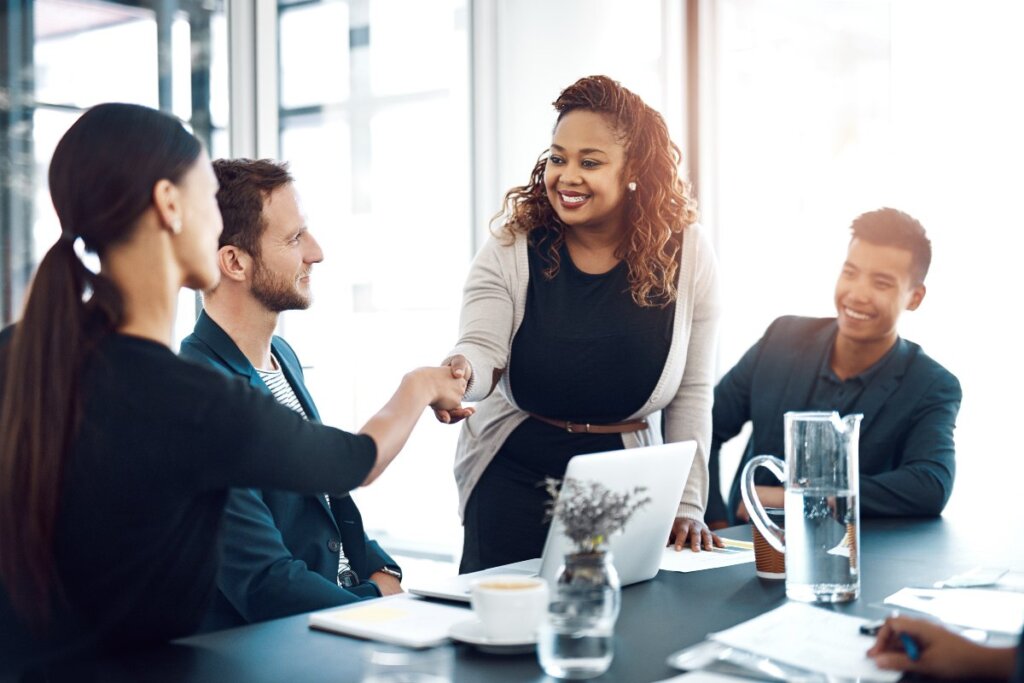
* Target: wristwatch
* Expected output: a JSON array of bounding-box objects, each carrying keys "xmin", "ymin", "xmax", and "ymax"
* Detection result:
[{"xmin": 377, "ymin": 565, "xmax": 402, "ymax": 582}]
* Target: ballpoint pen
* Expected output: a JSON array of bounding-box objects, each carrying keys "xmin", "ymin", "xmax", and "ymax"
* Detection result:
[{"xmin": 899, "ymin": 632, "xmax": 922, "ymax": 661}]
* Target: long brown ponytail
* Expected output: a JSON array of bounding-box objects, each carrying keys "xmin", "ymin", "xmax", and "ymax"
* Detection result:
[{"xmin": 0, "ymin": 103, "xmax": 200, "ymax": 626}]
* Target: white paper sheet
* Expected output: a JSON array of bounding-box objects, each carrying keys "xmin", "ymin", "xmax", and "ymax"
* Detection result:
[
  {"xmin": 659, "ymin": 546, "xmax": 755, "ymax": 573},
  {"xmin": 709, "ymin": 602, "xmax": 901, "ymax": 682},
  {"xmin": 884, "ymin": 587, "xmax": 1024, "ymax": 634},
  {"xmin": 934, "ymin": 567, "xmax": 1024, "ymax": 593}
]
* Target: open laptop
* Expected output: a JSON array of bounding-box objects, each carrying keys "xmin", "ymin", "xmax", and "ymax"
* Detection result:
[{"xmin": 408, "ymin": 440, "xmax": 697, "ymax": 602}]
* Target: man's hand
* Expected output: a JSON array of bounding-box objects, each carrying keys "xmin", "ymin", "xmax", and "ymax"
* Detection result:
[
  {"xmin": 668, "ymin": 517, "xmax": 725, "ymax": 552},
  {"xmin": 369, "ymin": 571, "xmax": 404, "ymax": 596},
  {"xmin": 735, "ymin": 485, "xmax": 785, "ymax": 522},
  {"xmin": 433, "ymin": 355, "xmax": 475, "ymax": 424}
]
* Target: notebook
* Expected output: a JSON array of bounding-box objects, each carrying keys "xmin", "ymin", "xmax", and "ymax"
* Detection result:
[
  {"xmin": 308, "ymin": 593, "xmax": 471, "ymax": 648},
  {"xmin": 408, "ymin": 440, "xmax": 697, "ymax": 602}
]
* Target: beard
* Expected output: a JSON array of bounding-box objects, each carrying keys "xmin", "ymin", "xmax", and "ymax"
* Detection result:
[{"xmin": 250, "ymin": 259, "xmax": 311, "ymax": 313}]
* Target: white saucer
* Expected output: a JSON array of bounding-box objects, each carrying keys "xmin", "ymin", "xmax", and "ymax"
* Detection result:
[{"xmin": 449, "ymin": 619, "xmax": 536, "ymax": 654}]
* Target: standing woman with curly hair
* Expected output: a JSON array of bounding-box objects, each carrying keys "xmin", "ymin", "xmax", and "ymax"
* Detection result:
[{"xmin": 437, "ymin": 76, "xmax": 723, "ymax": 572}]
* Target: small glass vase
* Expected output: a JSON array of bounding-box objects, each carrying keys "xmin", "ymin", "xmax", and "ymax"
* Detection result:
[{"xmin": 537, "ymin": 549, "xmax": 621, "ymax": 680}]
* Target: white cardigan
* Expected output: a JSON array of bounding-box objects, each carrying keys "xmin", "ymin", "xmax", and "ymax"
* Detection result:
[{"xmin": 447, "ymin": 223, "xmax": 720, "ymax": 522}]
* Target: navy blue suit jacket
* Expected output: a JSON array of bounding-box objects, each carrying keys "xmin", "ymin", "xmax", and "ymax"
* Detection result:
[
  {"xmin": 180, "ymin": 311, "xmax": 397, "ymax": 631},
  {"xmin": 706, "ymin": 316, "xmax": 961, "ymax": 524}
]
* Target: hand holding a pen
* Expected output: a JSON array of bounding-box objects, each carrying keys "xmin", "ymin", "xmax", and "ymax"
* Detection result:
[{"xmin": 867, "ymin": 615, "xmax": 1016, "ymax": 679}]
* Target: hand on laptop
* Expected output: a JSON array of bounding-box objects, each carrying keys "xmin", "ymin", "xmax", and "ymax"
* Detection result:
[{"xmin": 669, "ymin": 517, "xmax": 724, "ymax": 552}]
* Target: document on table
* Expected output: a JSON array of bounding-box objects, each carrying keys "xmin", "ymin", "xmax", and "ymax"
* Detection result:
[
  {"xmin": 309, "ymin": 593, "xmax": 472, "ymax": 648},
  {"xmin": 660, "ymin": 544, "xmax": 754, "ymax": 573},
  {"xmin": 934, "ymin": 566, "xmax": 1024, "ymax": 592},
  {"xmin": 884, "ymin": 587, "xmax": 1024, "ymax": 634},
  {"xmin": 708, "ymin": 602, "xmax": 901, "ymax": 682}
]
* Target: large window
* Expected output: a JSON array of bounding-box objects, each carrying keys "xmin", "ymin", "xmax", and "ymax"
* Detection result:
[
  {"xmin": 1, "ymin": 0, "xmax": 228, "ymax": 337},
  {"xmin": 707, "ymin": 0, "xmax": 1024, "ymax": 515},
  {"xmin": 275, "ymin": 0, "xmax": 472, "ymax": 559}
]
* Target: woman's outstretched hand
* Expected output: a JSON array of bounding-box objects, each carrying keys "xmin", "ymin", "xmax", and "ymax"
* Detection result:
[{"xmin": 358, "ymin": 365, "xmax": 471, "ymax": 486}]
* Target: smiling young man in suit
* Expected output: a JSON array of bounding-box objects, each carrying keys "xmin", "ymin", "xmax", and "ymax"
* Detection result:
[
  {"xmin": 180, "ymin": 159, "xmax": 402, "ymax": 630},
  {"xmin": 705, "ymin": 208, "xmax": 962, "ymax": 528}
]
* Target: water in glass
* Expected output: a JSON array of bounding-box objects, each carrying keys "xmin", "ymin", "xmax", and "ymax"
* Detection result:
[
  {"xmin": 537, "ymin": 551, "xmax": 619, "ymax": 680},
  {"xmin": 783, "ymin": 488, "xmax": 859, "ymax": 602},
  {"xmin": 741, "ymin": 411, "xmax": 863, "ymax": 603}
]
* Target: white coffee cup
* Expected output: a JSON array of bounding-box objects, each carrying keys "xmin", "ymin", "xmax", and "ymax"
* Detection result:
[{"xmin": 469, "ymin": 574, "xmax": 549, "ymax": 642}]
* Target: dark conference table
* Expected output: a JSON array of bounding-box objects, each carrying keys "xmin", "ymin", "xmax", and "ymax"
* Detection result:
[{"xmin": 47, "ymin": 518, "xmax": 1024, "ymax": 682}]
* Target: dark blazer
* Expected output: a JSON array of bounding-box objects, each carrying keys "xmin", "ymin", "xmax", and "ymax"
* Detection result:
[
  {"xmin": 180, "ymin": 311, "xmax": 397, "ymax": 631},
  {"xmin": 706, "ymin": 316, "xmax": 961, "ymax": 525}
]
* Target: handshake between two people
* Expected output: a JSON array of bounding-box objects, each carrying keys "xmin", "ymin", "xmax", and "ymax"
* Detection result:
[{"xmin": 432, "ymin": 354, "xmax": 476, "ymax": 424}]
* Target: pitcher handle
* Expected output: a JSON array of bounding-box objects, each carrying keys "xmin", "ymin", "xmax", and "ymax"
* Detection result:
[{"xmin": 740, "ymin": 455, "xmax": 786, "ymax": 554}]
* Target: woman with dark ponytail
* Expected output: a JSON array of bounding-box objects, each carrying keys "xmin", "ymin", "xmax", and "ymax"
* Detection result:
[{"xmin": 0, "ymin": 103, "xmax": 468, "ymax": 671}]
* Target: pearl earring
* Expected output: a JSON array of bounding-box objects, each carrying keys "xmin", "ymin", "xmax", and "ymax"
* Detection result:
[
  {"xmin": 627, "ymin": 181, "xmax": 637, "ymax": 192},
  {"xmin": 171, "ymin": 218, "xmax": 182, "ymax": 234}
]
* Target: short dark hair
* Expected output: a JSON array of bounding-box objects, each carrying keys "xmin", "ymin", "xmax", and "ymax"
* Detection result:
[
  {"xmin": 212, "ymin": 159, "xmax": 293, "ymax": 258},
  {"xmin": 850, "ymin": 207, "xmax": 931, "ymax": 284}
]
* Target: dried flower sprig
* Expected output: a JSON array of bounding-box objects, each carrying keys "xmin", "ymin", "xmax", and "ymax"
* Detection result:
[{"xmin": 544, "ymin": 477, "xmax": 651, "ymax": 553}]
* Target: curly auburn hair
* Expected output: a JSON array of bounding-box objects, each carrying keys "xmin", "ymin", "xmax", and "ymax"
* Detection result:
[{"xmin": 495, "ymin": 75, "xmax": 698, "ymax": 307}]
